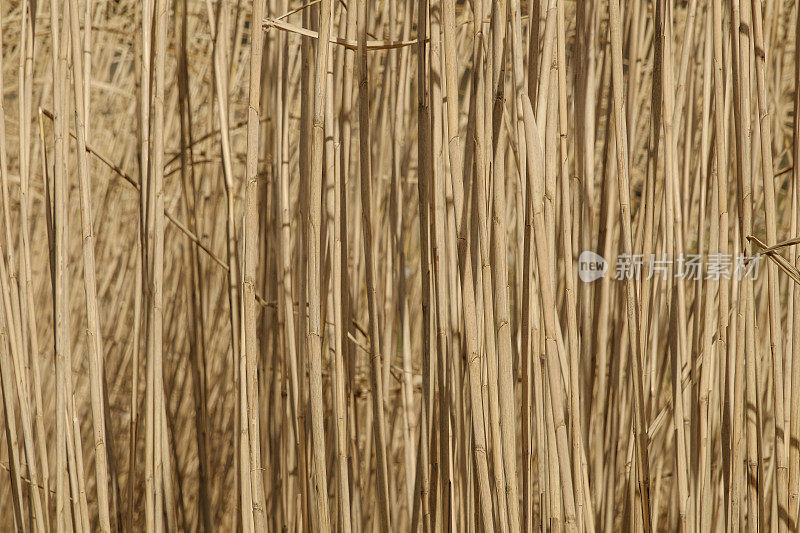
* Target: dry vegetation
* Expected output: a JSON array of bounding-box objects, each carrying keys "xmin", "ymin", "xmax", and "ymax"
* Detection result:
[{"xmin": 2, "ymin": 0, "xmax": 800, "ymax": 530}]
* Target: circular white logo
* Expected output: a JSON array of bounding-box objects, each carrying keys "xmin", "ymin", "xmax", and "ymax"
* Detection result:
[{"xmin": 578, "ymin": 251, "xmax": 608, "ymax": 282}]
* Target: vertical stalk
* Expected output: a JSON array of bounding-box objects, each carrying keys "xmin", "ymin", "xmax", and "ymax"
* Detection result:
[
  {"xmin": 244, "ymin": 0, "xmax": 268, "ymax": 527},
  {"xmin": 308, "ymin": 0, "xmax": 333, "ymax": 529},
  {"xmin": 750, "ymin": 0, "xmax": 788, "ymax": 527},
  {"xmin": 65, "ymin": 0, "xmax": 112, "ymax": 528},
  {"xmin": 608, "ymin": 0, "xmax": 651, "ymax": 527},
  {"xmin": 356, "ymin": 0, "xmax": 392, "ymax": 528}
]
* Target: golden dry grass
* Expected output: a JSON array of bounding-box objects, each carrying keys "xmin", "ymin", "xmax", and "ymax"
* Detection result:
[{"xmin": 1, "ymin": 0, "xmax": 800, "ymax": 530}]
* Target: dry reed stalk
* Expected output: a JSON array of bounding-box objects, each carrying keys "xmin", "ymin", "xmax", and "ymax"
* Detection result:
[
  {"xmin": 307, "ymin": 0, "xmax": 333, "ymax": 528},
  {"xmin": 298, "ymin": 9, "xmax": 313, "ymax": 526},
  {"xmin": 660, "ymin": 3, "xmax": 691, "ymax": 528},
  {"xmin": 49, "ymin": 0, "xmax": 72, "ymax": 527},
  {"xmin": 206, "ymin": 7, "xmax": 246, "ymax": 504},
  {"xmin": 274, "ymin": 9, "xmax": 310, "ymax": 528},
  {"xmin": 791, "ymin": 0, "xmax": 800, "ymax": 526},
  {"xmin": 355, "ymin": 0, "xmax": 391, "ymax": 527},
  {"xmin": 244, "ymin": 0, "xmax": 267, "ymax": 528},
  {"xmin": 733, "ymin": 0, "xmax": 764, "ymax": 528},
  {"xmin": 697, "ymin": 11, "xmax": 717, "ymax": 532},
  {"xmin": 137, "ymin": 0, "xmax": 156, "ymax": 527},
  {"xmin": 469, "ymin": 2, "xmax": 510, "ymax": 530},
  {"xmin": 16, "ymin": 1, "xmax": 51, "ymax": 523},
  {"xmin": 339, "ymin": 1, "xmax": 363, "ymax": 526},
  {"xmin": 329, "ymin": 29, "xmax": 353, "ymax": 533},
  {"xmin": 608, "ymin": 0, "xmax": 651, "ymax": 527},
  {"xmin": 0, "ymin": 58, "xmax": 26, "ymax": 518},
  {"xmin": 65, "ymin": 0, "xmax": 113, "ymax": 528},
  {"xmin": 0, "ymin": 327, "xmax": 25, "ymax": 530},
  {"xmin": 439, "ymin": 0, "xmax": 494, "ymax": 529},
  {"xmin": 518, "ymin": 49, "xmax": 548, "ymax": 532},
  {"xmin": 150, "ymin": 0, "xmax": 170, "ymax": 526},
  {"xmin": 69, "ymin": 393, "xmax": 90, "ymax": 532},
  {"xmin": 388, "ymin": 1, "xmax": 415, "ymax": 522},
  {"xmin": 555, "ymin": 0, "xmax": 587, "ymax": 527},
  {"xmin": 522, "ymin": 93, "xmax": 577, "ymax": 531},
  {"xmin": 1, "ymin": 8, "xmax": 47, "ymax": 533},
  {"xmin": 711, "ymin": 0, "xmax": 732, "ymax": 526},
  {"xmin": 427, "ymin": 0, "xmax": 453, "ymax": 526},
  {"xmin": 176, "ymin": 0, "xmax": 211, "ymax": 528},
  {"xmin": 412, "ymin": 0, "xmax": 434, "ymax": 529},
  {"xmin": 488, "ymin": 24, "xmax": 523, "ymax": 531},
  {"xmin": 751, "ymin": 0, "xmax": 788, "ymax": 527}
]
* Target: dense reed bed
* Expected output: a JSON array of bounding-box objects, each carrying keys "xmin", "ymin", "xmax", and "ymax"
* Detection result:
[{"xmin": 2, "ymin": 0, "xmax": 800, "ymax": 530}]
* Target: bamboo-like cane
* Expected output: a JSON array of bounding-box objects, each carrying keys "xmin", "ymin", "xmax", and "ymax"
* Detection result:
[
  {"xmin": 750, "ymin": 0, "xmax": 789, "ymax": 528},
  {"xmin": 608, "ymin": 0, "xmax": 652, "ymax": 527},
  {"xmin": 660, "ymin": 3, "xmax": 692, "ymax": 528},
  {"xmin": 556, "ymin": 0, "xmax": 588, "ymax": 527},
  {"xmin": 150, "ymin": 0, "xmax": 169, "ymax": 526},
  {"xmin": 411, "ymin": 0, "xmax": 434, "ymax": 529},
  {"xmin": 355, "ymin": 0, "xmax": 392, "ymax": 527},
  {"xmin": 790, "ymin": 0, "xmax": 800, "ymax": 525},
  {"xmin": 243, "ymin": 0, "xmax": 268, "ymax": 528},
  {"xmin": 521, "ymin": 94, "xmax": 578, "ymax": 532},
  {"xmin": 65, "ymin": 0, "xmax": 113, "ymax": 528},
  {"xmin": 329, "ymin": 26, "xmax": 353, "ymax": 533},
  {"xmin": 0, "ymin": 8, "xmax": 46, "ymax": 532},
  {"xmin": 307, "ymin": 0, "xmax": 333, "ymax": 528},
  {"xmin": 15, "ymin": 2, "xmax": 51, "ymax": 525},
  {"xmin": 49, "ymin": 0, "xmax": 72, "ymax": 527},
  {"xmin": 438, "ymin": 0, "xmax": 494, "ymax": 529}
]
